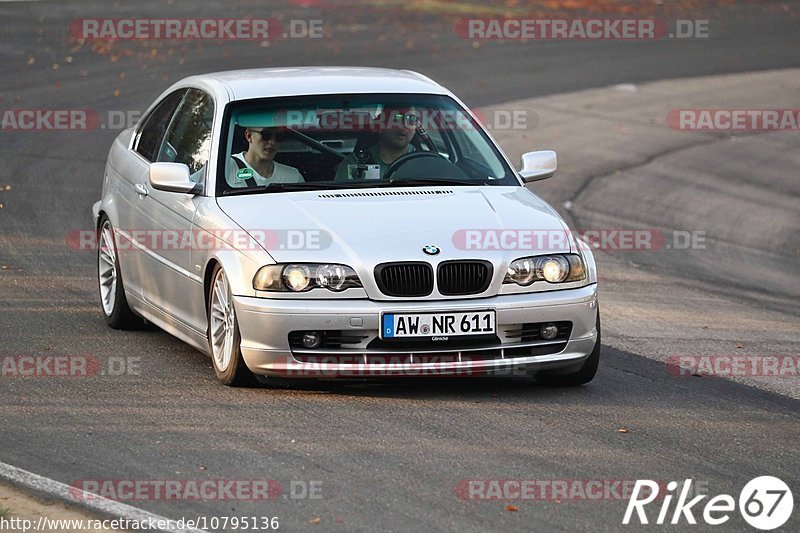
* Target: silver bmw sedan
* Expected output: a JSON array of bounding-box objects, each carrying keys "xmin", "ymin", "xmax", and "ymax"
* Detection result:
[{"xmin": 93, "ymin": 67, "xmax": 600, "ymax": 386}]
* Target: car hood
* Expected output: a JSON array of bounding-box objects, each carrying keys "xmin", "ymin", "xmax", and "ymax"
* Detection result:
[{"xmin": 216, "ymin": 186, "xmax": 573, "ymax": 265}]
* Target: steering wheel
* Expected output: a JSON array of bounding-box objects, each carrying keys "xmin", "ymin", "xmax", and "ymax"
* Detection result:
[{"xmin": 383, "ymin": 152, "xmax": 449, "ymax": 181}]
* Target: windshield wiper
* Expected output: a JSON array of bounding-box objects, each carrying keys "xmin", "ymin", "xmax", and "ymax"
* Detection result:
[
  {"xmin": 376, "ymin": 178, "xmax": 485, "ymax": 187},
  {"xmin": 221, "ymin": 182, "xmax": 356, "ymax": 196},
  {"xmin": 221, "ymin": 177, "xmax": 488, "ymax": 196}
]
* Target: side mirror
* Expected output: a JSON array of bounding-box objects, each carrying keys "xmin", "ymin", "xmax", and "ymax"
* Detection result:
[
  {"xmin": 519, "ymin": 150, "xmax": 557, "ymax": 182},
  {"xmin": 149, "ymin": 162, "xmax": 199, "ymax": 194}
]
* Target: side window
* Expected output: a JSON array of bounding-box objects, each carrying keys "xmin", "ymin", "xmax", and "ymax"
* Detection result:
[
  {"xmin": 158, "ymin": 89, "xmax": 214, "ymax": 177},
  {"xmin": 135, "ymin": 90, "xmax": 185, "ymax": 162}
]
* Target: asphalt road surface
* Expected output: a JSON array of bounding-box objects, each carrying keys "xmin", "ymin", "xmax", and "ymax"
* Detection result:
[{"xmin": 1, "ymin": 1, "xmax": 798, "ymax": 531}]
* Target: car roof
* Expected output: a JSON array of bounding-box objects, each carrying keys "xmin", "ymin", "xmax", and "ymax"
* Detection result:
[{"xmin": 180, "ymin": 67, "xmax": 452, "ymax": 102}]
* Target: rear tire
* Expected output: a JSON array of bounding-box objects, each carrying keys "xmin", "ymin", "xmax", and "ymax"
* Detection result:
[
  {"xmin": 207, "ymin": 265, "xmax": 255, "ymax": 386},
  {"xmin": 536, "ymin": 311, "xmax": 600, "ymax": 386},
  {"xmin": 97, "ymin": 216, "xmax": 143, "ymax": 329}
]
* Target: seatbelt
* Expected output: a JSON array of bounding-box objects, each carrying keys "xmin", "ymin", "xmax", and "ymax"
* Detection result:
[{"xmin": 232, "ymin": 156, "xmax": 258, "ymax": 188}]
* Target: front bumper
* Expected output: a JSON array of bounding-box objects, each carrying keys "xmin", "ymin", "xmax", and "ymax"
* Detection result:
[{"xmin": 233, "ymin": 284, "xmax": 598, "ymax": 378}]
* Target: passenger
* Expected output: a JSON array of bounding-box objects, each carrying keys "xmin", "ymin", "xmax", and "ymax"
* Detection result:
[{"xmin": 228, "ymin": 126, "xmax": 304, "ymax": 187}]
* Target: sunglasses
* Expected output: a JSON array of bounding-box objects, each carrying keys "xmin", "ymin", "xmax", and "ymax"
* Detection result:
[
  {"xmin": 250, "ymin": 129, "xmax": 284, "ymax": 141},
  {"xmin": 392, "ymin": 113, "xmax": 420, "ymax": 126}
]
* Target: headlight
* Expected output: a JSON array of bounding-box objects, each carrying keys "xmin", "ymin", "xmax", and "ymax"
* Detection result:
[
  {"xmin": 315, "ymin": 264, "xmax": 348, "ymax": 291},
  {"xmin": 504, "ymin": 254, "xmax": 586, "ymax": 286},
  {"xmin": 505, "ymin": 257, "xmax": 537, "ymax": 286},
  {"xmin": 284, "ymin": 264, "xmax": 311, "ymax": 292},
  {"xmin": 253, "ymin": 263, "xmax": 362, "ymax": 292},
  {"xmin": 541, "ymin": 256, "xmax": 569, "ymax": 283}
]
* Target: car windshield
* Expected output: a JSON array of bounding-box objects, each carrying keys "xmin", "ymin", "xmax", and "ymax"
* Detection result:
[{"xmin": 217, "ymin": 94, "xmax": 519, "ymax": 195}]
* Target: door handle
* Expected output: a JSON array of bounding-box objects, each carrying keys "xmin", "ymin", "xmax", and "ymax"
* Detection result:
[{"xmin": 134, "ymin": 183, "xmax": 148, "ymax": 196}]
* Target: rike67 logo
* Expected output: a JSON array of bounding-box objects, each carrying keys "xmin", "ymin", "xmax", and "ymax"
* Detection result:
[{"xmin": 623, "ymin": 477, "xmax": 793, "ymax": 530}]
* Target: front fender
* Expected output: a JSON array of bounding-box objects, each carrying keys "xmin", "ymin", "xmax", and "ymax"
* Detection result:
[
  {"xmin": 92, "ymin": 201, "xmax": 101, "ymax": 227},
  {"xmin": 206, "ymin": 248, "xmax": 263, "ymax": 298},
  {"xmin": 576, "ymin": 237, "xmax": 598, "ymax": 285}
]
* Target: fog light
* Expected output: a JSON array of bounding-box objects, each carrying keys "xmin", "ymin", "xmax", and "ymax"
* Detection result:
[
  {"xmin": 540, "ymin": 323, "xmax": 559, "ymax": 340},
  {"xmin": 301, "ymin": 331, "xmax": 323, "ymax": 349}
]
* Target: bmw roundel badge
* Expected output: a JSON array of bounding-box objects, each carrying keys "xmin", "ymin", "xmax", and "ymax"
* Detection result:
[{"xmin": 422, "ymin": 245, "xmax": 441, "ymax": 255}]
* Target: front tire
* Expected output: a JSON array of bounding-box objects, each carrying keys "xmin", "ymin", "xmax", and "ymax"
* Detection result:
[
  {"xmin": 207, "ymin": 265, "xmax": 255, "ymax": 386},
  {"xmin": 536, "ymin": 311, "xmax": 601, "ymax": 386},
  {"xmin": 97, "ymin": 216, "xmax": 142, "ymax": 329}
]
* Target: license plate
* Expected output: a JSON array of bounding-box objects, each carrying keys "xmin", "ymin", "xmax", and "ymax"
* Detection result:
[{"xmin": 380, "ymin": 310, "xmax": 496, "ymax": 339}]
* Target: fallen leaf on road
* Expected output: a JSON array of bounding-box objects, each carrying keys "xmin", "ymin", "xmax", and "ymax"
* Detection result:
[
  {"xmin": 617, "ymin": 428, "xmax": 630, "ymax": 433},
  {"xmin": 309, "ymin": 517, "xmax": 321, "ymax": 524},
  {"xmin": 505, "ymin": 505, "xmax": 518, "ymax": 512}
]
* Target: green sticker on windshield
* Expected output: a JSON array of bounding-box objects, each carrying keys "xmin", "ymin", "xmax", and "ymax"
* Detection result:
[{"xmin": 236, "ymin": 168, "xmax": 254, "ymax": 180}]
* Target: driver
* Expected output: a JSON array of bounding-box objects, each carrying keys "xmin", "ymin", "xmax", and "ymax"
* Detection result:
[
  {"xmin": 334, "ymin": 108, "xmax": 418, "ymax": 181},
  {"xmin": 227, "ymin": 126, "xmax": 304, "ymax": 187}
]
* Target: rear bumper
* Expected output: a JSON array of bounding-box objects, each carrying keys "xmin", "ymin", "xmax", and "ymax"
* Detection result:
[{"xmin": 233, "ymin": 284, "xmax": 598, "ymax": 378}]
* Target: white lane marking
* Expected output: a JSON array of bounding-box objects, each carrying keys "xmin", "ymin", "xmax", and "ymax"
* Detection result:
[{"xmin": 0, "ymin": 461, "xmax": 206, "ymax": 533}]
